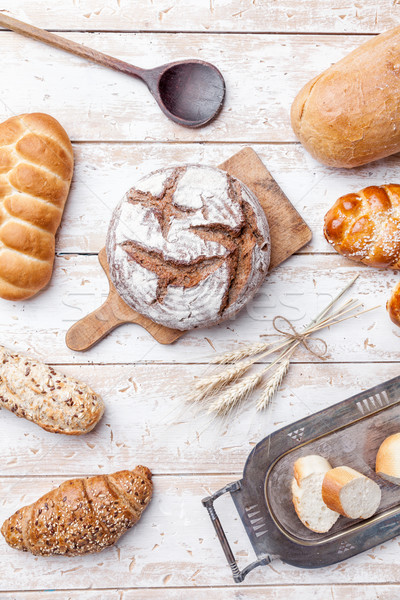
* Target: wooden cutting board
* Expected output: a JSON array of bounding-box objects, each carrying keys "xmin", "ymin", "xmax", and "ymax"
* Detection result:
[{"xmin": 66, "ymin": 147, "xmax": 312, "ymax": 351}]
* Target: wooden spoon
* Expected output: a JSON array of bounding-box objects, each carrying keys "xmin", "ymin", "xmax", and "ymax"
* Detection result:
[{"xmin": 0, "ymin": 12, "xmax": 226, "ymax": 128}]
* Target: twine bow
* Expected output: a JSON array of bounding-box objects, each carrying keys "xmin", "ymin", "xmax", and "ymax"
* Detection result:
[{"xmin": 272, "ymin": 315, "xmax": 328, "ymax": 360}]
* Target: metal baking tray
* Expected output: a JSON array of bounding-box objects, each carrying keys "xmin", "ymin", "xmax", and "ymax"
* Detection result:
[{"xmin": 202, "ymin": 375, "xmax": 400, "ymax": 582}]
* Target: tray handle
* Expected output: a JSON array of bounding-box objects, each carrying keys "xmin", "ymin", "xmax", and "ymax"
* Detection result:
[{"xmin": 202, "ymin": 481, "xmax": 270, "ymax": 583}]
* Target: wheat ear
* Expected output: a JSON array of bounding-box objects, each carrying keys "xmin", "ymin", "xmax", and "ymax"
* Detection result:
[
  {"xmin": 211, "ymin": 341, "xmax": 271, "ymax": 364},
  {"xmin": 256, "ymin": 358, "xmax": 290, "ymax": 411},
  {"xmin": 187, "ymin": 358, "xmax": 255, "ymax": 404},
  {"xmin": 207, "ymin": 372, "xmax": 263, "ymax": 416}
]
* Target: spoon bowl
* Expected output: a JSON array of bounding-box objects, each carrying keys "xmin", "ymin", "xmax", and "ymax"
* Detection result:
[{"xmin": 153, "ymin": 60, "xmax": 226, "ymax": 127}]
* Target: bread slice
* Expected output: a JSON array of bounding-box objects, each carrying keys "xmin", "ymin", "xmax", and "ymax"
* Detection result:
[
  {"xmin": 322, "ymin": 466, "xmax": 381, "ymax": 519},
  {"xmin": 376, "ymin": 433, "xmax": 400, "ymax": 484},
  {"xmin": 292, "ymin": 455, "xmax": 339, "ymax": 533}
]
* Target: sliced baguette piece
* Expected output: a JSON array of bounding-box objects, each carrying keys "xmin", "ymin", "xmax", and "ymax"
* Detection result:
[
  {"xmin": 376, "ymin": 433, "xmax": 400, "ymax": 484},
  {"xmin": 322, "ymin": 466, "xmax": 381, "ymax": 519},
  {"xmin": 293, "ymin": 454, "xmax": 333, "ymax": 486},
  {"xmin": 292, "ymin": 455, "xmax": 339, "ymax": 533}
]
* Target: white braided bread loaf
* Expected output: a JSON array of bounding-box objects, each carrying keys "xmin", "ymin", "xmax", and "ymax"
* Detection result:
[{"xmin": 0, "ymin": 113, "xmax": 73, "ymax": 300}]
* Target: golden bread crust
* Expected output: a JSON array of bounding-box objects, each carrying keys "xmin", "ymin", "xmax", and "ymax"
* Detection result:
[
  {"xmin": 0, "ymin": 113, "xmax": 73, "ymax": 300},
  {"xmin": 324, "ymin": 185, "xmax": 400, "ymax": 269}
]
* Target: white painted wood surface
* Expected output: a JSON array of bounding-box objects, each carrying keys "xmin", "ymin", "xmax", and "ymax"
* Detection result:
[
  {"xmin": 0, "ymin": 1, "xmax": 399, "ymax": 597},
  {"xmin": 1, "ymin": 0, "xmax": 400, "ymax": 33},
  {"xmin": 1, "ymin": 588, "xmax": 399, "ymax": 600}
]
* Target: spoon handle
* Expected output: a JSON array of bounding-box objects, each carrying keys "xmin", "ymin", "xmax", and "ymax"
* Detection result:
[{"xmin": 0, "ymin": 12, "xmax": 145, "ymax": 79}]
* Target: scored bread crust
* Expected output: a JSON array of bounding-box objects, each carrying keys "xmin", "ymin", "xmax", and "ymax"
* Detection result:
[
  {"xmin": 0, "ymin": 345, "xmax": 104, "ymax": 435},
  {"xmin": 291, "ymin": 25, "xmax": 400, "ymax": 168},
  {"xmin": 324, "ymin": 185, "xmax": 400, "ymax": 269},
  {"xmin": 387, "ymin": 282, "xmax": 400, "ymax": 328},
  {"xmin": 106, "ymin": 165, "xmax": 270, "ymax": 331},
  {"xmin": 376, "ymin": 433, "xmax": 400, "ymax": 484},
  {"xmin": 1, "ymin": 466, "xmax": 152, "ymax": 556},
  {"xmin": 0, "ymin": 113, "xmax": 73, "ymax": 300}
]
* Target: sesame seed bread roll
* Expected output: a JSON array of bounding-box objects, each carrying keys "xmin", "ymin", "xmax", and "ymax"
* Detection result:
[
  {"xmin": 376, "ymin": 433, "xmax": 400, "ymax": 484},
  {"xmin": 0, "ymin": 345, "xmax": 104, "ymax": 435},
  {"xmin": 322, "ymin": 467, "xmax": 381, "ymax": 519},
  {"xmin": 324, "ymin": 185, "xmax": 400, "ymax": 269},
  {"xmin": 1, "ymin": 466, "xmax": 152, "ymax": 556},
  {"xmin": 292, "ymin": 455, "xmax": 339, "ymax": 533}
]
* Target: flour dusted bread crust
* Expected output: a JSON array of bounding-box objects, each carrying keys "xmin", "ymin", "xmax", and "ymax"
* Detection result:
[
  {"xmin": 292, "ymin": 455, "xmax": 339, "ymax": 533},
  {"xmin": 387, "ymin": 282, "xmax": 400, "ymax": 328},
  {"xmin": 1, "ymin": 466, "xmax": 152, "ymax": 556},
  {"xmin": 322, "ymin": 467, "xmax": 381, "ymax": 519},
  {"xmin": 106, "ymin": 165, "xmax": 270, "ymax": 331},
  {"xmin": 324, "ymin": 185, "xmax": 400, "ymax": 269},
  {"xmin": 376, "ymin": 433, "xmax": 400, "ymax": 484},
  {"xmin": 0, "ymin": 113, "xmax": 73, "ymax": 300},
  {"xmin": 291, "ymin": 25, "xmax": 400, "ymax": 168},
  {"xmin": 0, "ymin": 345, "xmax": 104, "ymax": 435}
]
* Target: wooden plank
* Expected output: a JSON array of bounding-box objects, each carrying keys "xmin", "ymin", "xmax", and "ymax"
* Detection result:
[
  {"xmin": 58, "ymin": 142, "xmax": 400, "ymax": 256},
  {"xmin": 1, "ymin": 585, "xmax": 398, "ymax": 599},
  {"xmin": 0, "ymin": 32, "xmax": 371, "ymax": 142},
  {"xmin": 219, "ymin": 147, "xmax": 312, "ymax": 268},
  {"xmin": 1, "ymin": 474, "xmax": 400, "ymax": 589},
  {"xmin": 0, "ymin": 362, "xmax": 399, "ymax": 477},
  {"xmin": 0, "ymin": 253, "xmax": 397, "ymax": 364},
  {"xmin": 1, "ymin": 0, "xmax": 399, "ymax": 33}
]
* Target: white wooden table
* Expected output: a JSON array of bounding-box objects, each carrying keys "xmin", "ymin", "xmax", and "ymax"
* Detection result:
[{"xmin": 0, "ymin": 2, "xmax": 399, "ymax": 598}]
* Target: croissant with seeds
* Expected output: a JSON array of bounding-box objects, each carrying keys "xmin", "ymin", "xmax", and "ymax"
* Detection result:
[{"xmin": 1, "ymin": 466, "xmax": 152, "ymax": 556}]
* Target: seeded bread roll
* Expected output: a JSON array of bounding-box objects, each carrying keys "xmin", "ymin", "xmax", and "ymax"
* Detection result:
[
  {"xmin": 106, "ymin": 165, "xmax": 270, "ymax": 331},
  {"xmin": 1, "ymin": 466, "xmax": 152, "ymax": 556},
  {"xmin": 0, "ymin": 113, "xmax": 73, "ymax": 300},
  {"xmin": 0, "ymin": 345, "xmax": 104, "ymax": 435}
]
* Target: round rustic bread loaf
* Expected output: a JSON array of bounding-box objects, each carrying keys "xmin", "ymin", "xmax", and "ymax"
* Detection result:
[{"xmin": 106, "ymin": 165, "xmax": 270, "ymax": 330}]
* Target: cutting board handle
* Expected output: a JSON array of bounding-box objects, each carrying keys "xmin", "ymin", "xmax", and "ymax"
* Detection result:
[
  {"xmin": 65, "ymin": 298, "xmax": 126, "ymax": 352},
  {"xmin": 65, "ymin": 249, "xmax": 184, "ymax": 351}
]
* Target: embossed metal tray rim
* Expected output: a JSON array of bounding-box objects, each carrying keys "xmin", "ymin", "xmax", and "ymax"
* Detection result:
[{"xmin": 202, "ymin": 375, "xmax": 400, "ymax": 583}]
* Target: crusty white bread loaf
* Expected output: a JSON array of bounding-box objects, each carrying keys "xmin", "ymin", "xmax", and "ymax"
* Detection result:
[
  {"xmin": 387, "ymin": 282, "xmax": 400, "ymax": 328},
  {"xmin": 0, "ymin": 113, "xmax": 73, "ymax": 300},
  {"xmin": 322, "ymin": 467, "xmax": 381, "ymax": 519},
  {"xmin": 376, "ymin": 433, "xmax": 400, "ymax": 484},
  {"xmin": 1, "ymin": 466, "xmax": 152, "ymax": 556},
  {"xmin": 0, "ymin": 345, "xmax": 104, "ymax": 435},
  {"xmin": 324, "ymin": 185, "xmax": 400, "ymax": 269},
  {"xmin": 291, "ymin": 25, "xmax": 400, "ymax": 168},
  {"xmin": 292, "ymin": 455, "xmax": 339, "ymax": 533}
]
